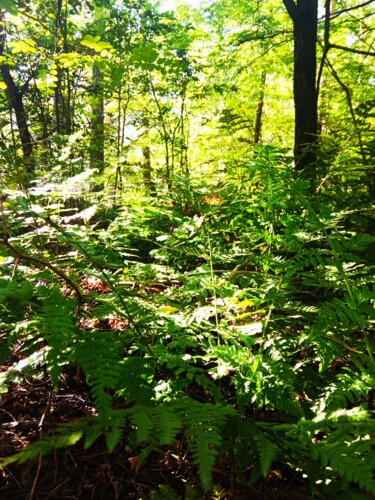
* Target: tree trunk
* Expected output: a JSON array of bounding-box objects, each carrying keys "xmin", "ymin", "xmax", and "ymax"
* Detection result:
[
  {"xmin": 55, "ymin": 0, "xmax": 72, "ymax": 135},
  {"xmin": 90, "ymin": 64, "xmax": 105, "ymax": 172},
  {"xmin": 142, "ymin": 145, "xmax": 156, "ymax": 196},
  {"xmin": 254, "ymin": 71, "xmax": 267, "ymax": 145},
  {"xmin": 283, "ymin": 0, "xmax": 318, "ymax": 175},
  {"xmin": 0, "ymin": 13, "xmax": 33, "ymax": 172}
]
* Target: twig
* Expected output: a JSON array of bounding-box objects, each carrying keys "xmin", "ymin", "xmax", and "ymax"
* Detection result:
[
  {"xmin": 1, "ymin": 199, "xmax": 83, "ymax": 313},
  {"xmin": 28, "ymin": 453, "xmax": 42, "ymax": 500}
]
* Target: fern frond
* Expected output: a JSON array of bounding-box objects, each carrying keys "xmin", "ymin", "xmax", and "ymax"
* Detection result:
[
  {"xmin": 0, "ymin": 279, "xmax": 34, "ymax": 360},
  {"xmin": 1, "ymin": 424, "xmax": 84, "ymax": 466},
  {"xmin": 314, "ymin": 432, "xmax": 375, "ymax": 493},
  {"xmin": 118, "ymin": 356, "xmax": 155, "ymax": 404},
  {"xmin": 181, "ymin": 401, "xmax": 235, "ymax": 491},
  {"xmin": 129, "ymin": 404, "xmax": 154, "ymax": 443},
  {"xmin": 313, "ymin": 368, "xmax": 372, "ymax": 416},
  {"xmin": 0, "ymin": 346, "xmax": 48, "ymax": 393},
  {"xmin": 74, "ymin": 330, "xmax": 123, "ymax": 417},
  {"xmin": 261, "ymin": 413, "xmax": 375, "ymax": 494},
  {"xmin": 36, "ymin": 286, "xmax": 77, "ymax": 387},
  {"xmin": 105, "ymin": 409, "xmax": 128, "ymax": 451},
  {"xmin": 81, "ymin": 410, "xmax": 127, "ymax": 451},
  {"xmin": 153, "ymin": 404, "xmax": 183, "ymax": 445},
  {"xmin": 253, "ymin": 431, "xmax": 279, "ymax": 477},
  {"xmin": 0, "ymin": 279, "xmax": 33, "ymax": 308},
  {"xmin": 129, "ymin": 402, "xmax": 182, "ymax": 445}
]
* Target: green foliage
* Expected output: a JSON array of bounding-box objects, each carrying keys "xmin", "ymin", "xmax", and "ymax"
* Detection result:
[
  {"xmin": 1, "ymin": 143, "xmax": 375, "ymax": 496},
  {"xmin": 1, "ymin": 425, "xmax": 85, "ymax": 466},
  {"xmin": 0, "ymin": 0, "xmax": 374, "ymax": 495},
  {"xmin": 74, "ymin": 330, "xmax": 123, "ymax": 417},
  {"xmin": 36, "ymin": 286, "xmax": 78, "ymax": 387}
]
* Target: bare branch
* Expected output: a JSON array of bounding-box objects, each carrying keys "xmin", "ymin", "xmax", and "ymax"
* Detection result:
[
  {"xmin": 329, "ymin": 43, "xmax": 375, "ymax": 57},
  {"xmin": 325, "ymin": 57, "xmax": 367, "ymax": 164},
  {"xmin": 1, "ymin": 200, "xmax": 83, "ymax": 312},
  {"xmin": 317, "ymin": 0, "xmax": 331, "ymax": 99},
  {"xmin": 330, "ymin": 0, "xmax": 375, "ymax": 19}
]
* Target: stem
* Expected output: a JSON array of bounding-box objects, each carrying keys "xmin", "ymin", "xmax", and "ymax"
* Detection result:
[
  {"xmin": 1, "ymin": 200, "xmax": 83, "ymax": 313},
  {"xmin": 45, "ymin": 214, "xmax": 152, "ymax": 351},
  {"xmin": 328, "ymin": 237, "xmax": 374, "ymax": 365},
  {"xmin": 301, "ymin": 197, "xmax": 375, "ymax": 365},
  {"xmin": 207, "ymin": 231, "xmax": 220, "ymax": 340}
]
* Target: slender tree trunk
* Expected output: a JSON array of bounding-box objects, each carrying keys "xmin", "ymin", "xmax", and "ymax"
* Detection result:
[
  {"xmin": 254, "ymin": 71, "xmax": 267, "ymax": 145},
  {"xmin": 283, "ymin": 0, "xmax": 318, "ymax": 175},
  {"xmin": 149, "ymin": 77, "xmax": 171, "ymax": 190},
  {"xmin": 142, "ymin": 145, "xmax": 156, "ymax": 196},
  {"xmin": 0, "ymin": 12, "xmax": 33, "ymax": 172},
  {"xmin": 90, "ymin": 64, "xmax": 105, "ymax": 171},
  {"xmin": 55, "ymin": 0, "xmax": 63, "ymax": 134},
  {"xmin": 55, "ymin": 0, "xmax": 72, "ymax": 135},
  {"xmin": 179, "ymin": 77, "xmax": 189, "ymax": 177}
]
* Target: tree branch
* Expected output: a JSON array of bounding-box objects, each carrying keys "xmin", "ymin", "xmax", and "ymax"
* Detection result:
[
  {"xmin": 283, "ymin": 0, "xmax": 297, "ymax": 21},
  {"xmin": 329, "ymin": 43, "xmax": 375, "ymax": 57},
  {"xmin": 330, "ymin": 0, "xmax": 375, "ymax": 19},
  {"xmin": 1, "ymin": 200, "xmax": 83, "ymax": 312},
  {"xmin": 316, "ymin": 0, "xmax": 331, "ymax": 99},
  {"xmin": 325, "ymin": 57, "xmax": 367, "ymax": 165}
]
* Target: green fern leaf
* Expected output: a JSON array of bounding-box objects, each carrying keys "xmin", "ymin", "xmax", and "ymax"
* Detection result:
[
  {"xmin": 182, "ymin": 401, "xmax": 233, "ymax": 491},
  {"xmin": 129, "ymin": 404, "xmax": 154, "ymax": 443},
  {"xmin": 152, "ymin": 404, "xmax": 182, "ymax": 445},
  {"xmin": 83, "ymin": 418, "xmax": 104, "ymax": 449},
  {"xmin": 253, "ymin": 431, "xmax": 278, "ymax": 477},
  {"xmin": 105, "ymin": 410, "xmax": 128, "ymax": 451},
  {"xmin": 74, "ymin": 330, "xmax": 123, "ymax": 418},
  {"xmin": 1, "ymin": 426, "xmax": 84, "ymax": 466},
  {"xmin": 118, "ymin": 356, "xmax": 155, "ymax": 404},
  {"xmin": 316, "ymin": 436, "xmax": 375, "ymax": 493},
  {"xmin": 36, "ymin": 286, "xmax": 77, "ymax": 387}
]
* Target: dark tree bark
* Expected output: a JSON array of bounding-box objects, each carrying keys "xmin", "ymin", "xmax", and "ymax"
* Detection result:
[
  {"xmin": 283, "ymin": 0, "xmax": 318, "ymax": 175},
  {"xmin": 0, "ymin": 12, "xmax": 33, "ymax": 172},
  {"xmin": 254, "ymin": 71, "xmax": 266, "ymax": 145},
  {"xmin": 90, "ymin": 64, "xmax": 105, "ymax": 172},
  {"xmin": 54, "ymin": 0, "xmax": 72, "ymax": 135}
]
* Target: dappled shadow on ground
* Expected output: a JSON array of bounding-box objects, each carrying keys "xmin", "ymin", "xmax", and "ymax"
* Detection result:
[{"xmin": 0, "ymin": 365, "xmax": 309, "ymax": 499}]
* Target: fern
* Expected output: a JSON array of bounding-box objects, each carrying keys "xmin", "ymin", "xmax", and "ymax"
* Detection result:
[
  {"xmin": 0, "ymin": 346, "xmax": 48, "ymax": 393},
  {"xmin": 1, "ymin": 424, "xmax": 85, "ymax": 466},
  {"xmin": 129, "ymin": 404, "xmax": 155, "ymax": 443},
  {"xmin": 2, "ymin": 146, "xmax": 375, "ymax": 495},
  {"xmin": 260, "ymin": 413, "xmax": 375, "ymax": 494},
  {"xmin": 118, "ymin": 356, "xmax": 155, "ymax": 404},
  {"xmin": 73, "ymin": 330, "xmax": 123, "ymax": 418},
  {"xmin": 311, "ymin": 420, "xmax": 375, "ymax": 494},
  {"xmin": 152, "ymin": 404, "xmax": 183, "ymax": 444},
  {"xmin": 313, "ymin": 367, "xmax": 373, "ymax": 416},
  {"xmin": 36, "ymin": 286, "xmax": 78, "ymax": 387},
  {"xmin": 105, "ymin": 410, "xmax": 128, "ymax": 451},
  {"xmin": 127, "ymin": 399, "xmax": 236, "ymax": 491},
  {"xmin": 181, "ymin": 400, "xmax": 235, "ymax": 491},
  {"xmin": 252, "ymin": 431, "xmax": 279, "ymax": 478},
  {"xmin": 0, "ymin": 279, "xmax": 34, "ymax": 360},
  {"xmin": 316, "ymin": 437, "xmax": 375, "ymax": 493},
  {"xmin": 129, "ymin": 403, "xmax": 182, "ymax": 446}
]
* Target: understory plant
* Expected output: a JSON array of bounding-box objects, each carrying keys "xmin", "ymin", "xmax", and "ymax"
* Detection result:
[{"xmin": 1, "ymin": 146, "xmax": 375, "ymax": 496}]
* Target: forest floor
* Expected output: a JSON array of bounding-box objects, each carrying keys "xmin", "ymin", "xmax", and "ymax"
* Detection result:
[{"xmin": 0, "ymin": 353, "xmax": 311, "ymax": 500}]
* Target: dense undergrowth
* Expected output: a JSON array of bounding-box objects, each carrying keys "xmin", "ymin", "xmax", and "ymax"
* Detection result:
[{"xmin": 1, "ymin": 146, "xmax": 375, "ymax": 497}]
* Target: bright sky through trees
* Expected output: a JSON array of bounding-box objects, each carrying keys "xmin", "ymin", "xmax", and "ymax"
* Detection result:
[{"xmin": 159, "ymin": 0, "xmax": 202, "ymax": 11}]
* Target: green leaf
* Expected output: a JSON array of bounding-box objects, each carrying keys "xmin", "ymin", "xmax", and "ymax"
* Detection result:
[
  {"xmin": 0, "ymin": 0, "xmax": 18, "ymax": 15},
  {"xmin": 8, "ymin": 39, "xmax": 37, "ymax": 54}
]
